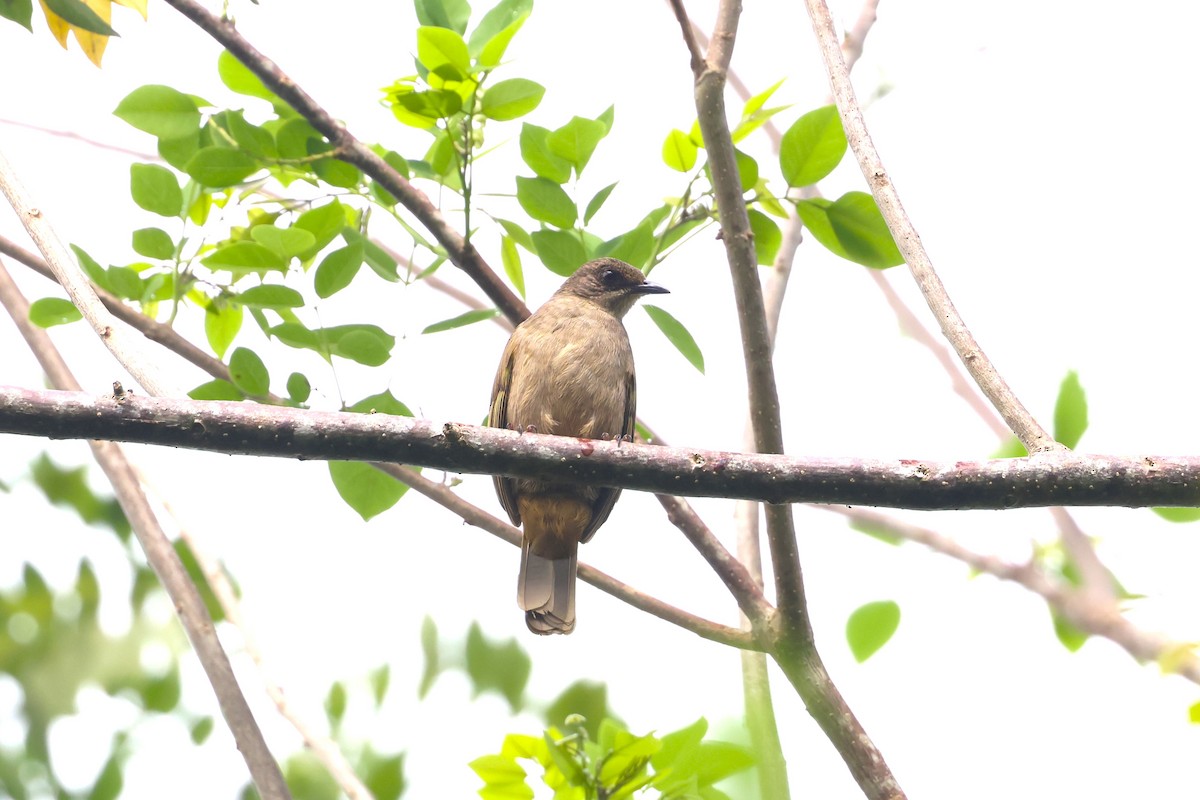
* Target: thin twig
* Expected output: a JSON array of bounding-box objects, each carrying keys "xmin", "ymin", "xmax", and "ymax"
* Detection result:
[
  {"xmin": 0, "ymin": 259, "xmax": 290, "ymax": 800},
  {"xmin": 800, "ymin": 0, "xmax": 1057, "ymax": 454},
  {"xmin": 159, "ymin": 0, "xmax": 530, "ymax": 326},
  {"xmin": 0, "ymin": 151, "xmax": 179, "ymax": 396},
  {"xmin": 823, "ymin": 506, "xmax": 1200, "ymax": 684}
]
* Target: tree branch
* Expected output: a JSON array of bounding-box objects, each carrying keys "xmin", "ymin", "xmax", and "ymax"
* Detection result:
[
  {"xmin": 0, "ymin": 151, "xmax": 180, "ymax": 396},
  {"xmin": 4, "ymin": 388, "xmax": 1199, "ymax": 508},
  {"xmin": 822, "ymin": 506, "xmax": 1200, "ymax": 684},
  {"xmin": 800, "ymin": 0, "xmax": 1057, "ymax": 454},
  {"xmin": 159, "ymin": 0, "xmax": 530, "ymax": 326},
  {"xmin": 0, "ymin": 261, "xmax": 290, "ymax": 800}
]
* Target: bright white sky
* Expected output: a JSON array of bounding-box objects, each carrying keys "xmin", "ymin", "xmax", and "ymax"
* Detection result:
[{"xmin": 2, "ymin": 0, "xmax": 1200, "ymax": 798}]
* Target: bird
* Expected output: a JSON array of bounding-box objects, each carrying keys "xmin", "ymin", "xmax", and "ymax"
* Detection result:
[{"xmin": 489, "ymin": 258, "xmax": 668, "ymax": 634}]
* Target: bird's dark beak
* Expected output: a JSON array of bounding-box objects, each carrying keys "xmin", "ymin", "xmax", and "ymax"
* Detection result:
[{"xmin": 635, "ymin": 281, "xmax": 669, "ymax": 295}]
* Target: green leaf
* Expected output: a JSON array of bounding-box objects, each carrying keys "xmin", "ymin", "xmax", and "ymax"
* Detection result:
[
  {"xmin": 131, "ymin": 227, "xmax": 175, "ymax": 260},
  {"xmin": 748, "ymin": 209, "xmax": 782, "ymax": 266},
  {"xmin": 274, "ymin": 118, "xmax": 324, "ymax": 160},
  {"xmin": 500, "ymin": 235, "xmax": 525, "ymax": 297},
  {"xmin": 204, "ymin": 303, "xmax": 242, "ymax": 359},
  {"xmin": 584, "ymin": 182, "xmax": 617, "ymax": 225},
  {"xmin": 185, "ymin": 146, "xmax": 259, "ymax": 187},
  {"xmin": 106, "ymin": 265, "xmax": 142, "ymax": 300},
  {"xmin": 1054, "ymin": 370, "xmax": 1088, "ymax": 449},
  {"xmin": 845, "ymin": 600, "xmax": 900, "ymax": 662},
  {"xmin": 795, "ymin": 192, "xmax": 903, "ymax": 269},
  {"xmin": 466, "ymin": 622, "xmax": 530, "ymax": 711},
  {"xmin": 369, "ymin": 664, "xmax": 391, "ymax": 707},
  {"xmin": 130, "ymin": 164, "xmax": 183, "ymax": 217},
  {"xmin": 216, "ymin": 110, "xmax": 277, "ymax": 158},
  {"xmin": 28, "ymin": 297, "xmax": 82, "ymax": 327},
  {"xmin": 341, "ymin": 228, "xmax": 399, "ymax": 281},
  {"xmin": 734, "ymin": 149, "xmax": 759, "ymax": 192},
  {"xmin": 325, "ymin": 682, "xmax": 347, "ymax": 726},
  {"xmin": 519, "ymin": 124, "xmax": 572, "ymax": 183},
  {"xmin": 217, "ymin": 50, "xmax": 276, "ymax": 101},
  {"xmin": 597, "ymin": 218, "xmax": 655, "ymax": 270},
  {"xmin": 733, "ymin": 78, "xmax": 789, "ymax": 142},
  {"xmin": 115, "ymin": 85, "xmax": 198, "ymax": 140},
  {"xmin": 416, "ymin": 26, "xmax": 472, "ymax": 77},
  {"xmin": 294, "ymin": 200, "xmax": 348, "ymax": 259},
  {"xmin": 228, "ymin": 347, "xmax": 270, "ymax": 396},
  {"xmin": 481, "ymin": 78, "xmax": 544, "ymax": 121},
  {"xmin": 662, "ymin": 128, "xmax": 697, "ymax": 172},
  {"xmin": 469, "ymin": 0, "xmax": 531, "ymax": 62},
  {"xmin": 530, "ymin": 229, "xmax": 587, "ymax": 276},
  {"xmin": 1152, "ymin": 507, "xmax": 1200, "ymax": 523},
  {"xmin": 201, "ymin": 241, "xmax": 287, "ymax": 273},
  {"xmin": 422, "ymin": 308, "xmax": 500, "ymax": 334},
  {"xmin": 415, "ymin": 0, "xmax": 470, "ymax": 34},
  {"xmin": 547, "ymin": 116, "xmax": 607, "ymax": 176},
  {"xmin": 270, "ymin": 322, "xmax": 320, "ymax": 352},
  {"xmin": 327, "ymin": 324, "xmax": 395, "ymax": 366},
  {"xmin": 780, "ymin": 104, "xmax": 847, "ymax": 187},
  {"xmin": 1052, "ymin": 612, "xmax": 1088, "ymax": 652},
  {"xmin": 0, "ymin": 0, "xmax": 34, "ymax": 31},
  {"xmin": 249, "ymin": 226, "xmax": 315, "ymax": 261},
  {"xmin": 314, "ymin": 242, "xmax": 365, "ymax": 298},
  {"xmin": 362, "ymin": 751, "xmax": 406, "ymax": 800},
  {"xmin": 544, "ymin": 681, "xmax": 611, "ymax": 741},
  {"xmin": 239, "ymin": 285, "xmax": 304, "ymax": 310},
  {"xmin": 31, "ymin": 454, "xmax": 129, "ymax": 539},
  {"xmin": 515, "ymin": 176, "xmax": 576, "ymax": 228},
  {"xmin": 644, "ymin": 305, "xmax": 704, "ymax": 373},
  {"xmin": 314, "ymin": 157, "xmax": 362, "ymax": 189},
  {"xmin": 189, "ymin": 379, "xmax": 242, "ymax": 401},
  {"xmin": 190, "ymin": 717, "xmax": 215, "ymax": 745},
  {"xmin": 1190, "ymin": 701, "xmax": 1200, "ymax": 724},
  {"xmin": 418, "ymin": 616, "xmax": 440, "ymax": 699},
  {"xmin": 86, "ymin": 753, "xmax": 124, "ymax": 800},
  {"xmin": 329, "ymin": 392, "xmax": 413, "ymax": 519},
  {"xmin": 695, "ymin": 741, "xmax": 755, "ymax": 785},
  {"xmin": 286, "ymin": 372, "xmax": 311, "ymax": 403},
  {"xmin": 992, "ymin": 435, "xmax": 1028, "ymax": 459}
]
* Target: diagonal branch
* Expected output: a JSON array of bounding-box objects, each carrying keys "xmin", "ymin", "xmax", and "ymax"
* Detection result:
[
  {"xmin": 0, "ymin": 260, "xmax": 290, "ymax": 800},
  {"xmin": 800, "ymin": 0, "xmax": 1056, "ymax": 454},
  {"xmin": 159, "ymin": 0, "xmax": 530, "ymax": 325}
]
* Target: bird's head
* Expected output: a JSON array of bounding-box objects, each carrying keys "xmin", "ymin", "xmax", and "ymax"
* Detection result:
[{"xmin": 557, "ymin": 258, "xmax": 669, "ymax": 317}]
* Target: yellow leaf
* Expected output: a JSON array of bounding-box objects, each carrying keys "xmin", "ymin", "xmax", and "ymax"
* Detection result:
[
  {"xmin": 38, "ymin": 0, "xmax": 71, "ymax": 47},
  {"xmin": 74, "ymin": 0, "xmax": 113, "ymax": 67},
  {"xmin": 113, "ymin": 0, "xmax": 147, "ymax": 19}
]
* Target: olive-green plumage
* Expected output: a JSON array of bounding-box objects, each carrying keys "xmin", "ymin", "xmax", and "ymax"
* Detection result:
[{"xmin": 490, "ymin": 258, "xmax": 668, "ymax": 634}]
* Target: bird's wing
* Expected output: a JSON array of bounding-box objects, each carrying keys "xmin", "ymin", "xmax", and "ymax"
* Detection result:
[
  {"xmin": 490, "ymin": 337, "xmax": 522, "ymax": 527},
  {"xmin": 579, "ymin": 368, "xmax": 635, "ymax": 543}
]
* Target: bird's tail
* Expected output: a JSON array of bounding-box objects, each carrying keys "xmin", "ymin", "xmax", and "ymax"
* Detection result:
[{"xmin": 518, "ymin": 539, "xmax": 577, "ymax": 634}]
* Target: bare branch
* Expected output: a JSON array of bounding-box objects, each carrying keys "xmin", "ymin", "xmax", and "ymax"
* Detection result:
[
  {"xmin": 159, "ymin": 0, "xmax": 530, "ymax": 326},
  {"xmin": 0, "ymin": 151, "xmax": 179, "ymax": 396},
  {"xmin": 0, "ymin": 261, "xmax": 290, "ymax": 800},
  {"xmin": 823, "ymin": 506, "xmax": 1200, "ymax": 685},
  {"xmin": 800, "ymin": 0, "xmax": 1057, "ymax": 454}
]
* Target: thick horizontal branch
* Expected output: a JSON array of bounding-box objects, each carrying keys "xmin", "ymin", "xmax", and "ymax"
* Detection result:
[{"xmin": 3, "ymin": 388, "xmax": 1199, "ymax": 510}]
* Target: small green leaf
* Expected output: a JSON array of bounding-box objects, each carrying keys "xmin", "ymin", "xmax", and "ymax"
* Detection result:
[
  {"xmin": 547, "ymin": 116, "xmax": 607, "ymax": 176},
  {"xmin": 28, "ymin": 297, "xmax": 82, "ymax": 327},
  {"xmin": 239, "ymin": 285, "xmax": 305, "ymax": 309},
  {"xmin": 1052, "ymin": 612, "xmax": 1089, "ymax": 652},
  {"xmin": 515, "ymin": 176, "xmax": 576, "ymax": 228},
  {"xmin": 415, "ymin": 0, "xmax": 469, "ymax": 34},
  {"xmin": 1189, "ymin": 701, "xmax": 1200, "ymax": 724},
  {"xmin": 190, "ymin": 717, "xmax": 215, "ymax": 745},
  {"xmin": 314, "ymin": 242, "xmax": 365, "ymax": 298},
  {"xmin": 422, "ymin": 308, "xmax": 500, "ymax": 334},
  {"xmin": 416, "ymin": 26, "xmax": 471, "ymax": 76},
  {"xmin": 584, "ymin": 182, "xmax": 617, "ymax": 225},
  {"xmin": 369, "ymin": 664, "xmax": 390, "ymax": 707},
  {"xmin": 294, "ymin": 200, "xmax": 348, "ymax": 259},
  {"xmin": 466, "ymin": 622, "xmax": 530, "ymax": 711},
  {"xmin": 481, "ymin": 78, "xmax": 544, "ymax": 121},
  {"xmin": 201, "ymin": 241, "xmax": 287, "ymax": 273},
  {"xmin": 106, "ymin": 266, "xmax": 142, "ymax": 300},
  {"xmin": 189, "ymin": 379, "xmax": 242, "ymax": 401},
  {"xmin": 1152, "ymin": 507, "xmax": 1200, "ymax": 523},
  {"xmin": 130, "ymin": 164, "xmax": 183, "ymax": 217},
  {"xmin": 795, "ymin": 192, "xmax": 903, "ymax": 269},
  {"xmin": 115, "ymin": 85, "xmax": 198, "ymax": 139},
  {"xmin": 662, "ymin": 128, "xmax": 697, "ymax": 172},
  {"xmin": 329, "ymin": 392, "xmax": 413, "ymax": 518},
  {"xmin": 1054, "ymin": 370, "xmax": 1088, "ymax": 449},
  {"xmin": 992, "ymin": 436, "xmax": 1028, "ymax": 459},
  {"xmin": 500, "ymin": 235, "xmax": 525, "ymax": 298},
  {"xmin": 327, "ymin": 324, "xmax": 395, "ymax": 366},
  {"xmin": 217, "ymin": 50, "xmax": 276, "ymax": 101},
  {"xmin": 204, "ymin": 303, "xmax": 242, "ymax": 359},
  {"xmin": 734, "ymin": 149, "xmax": 759, "ymax": 192},
  {"xmin": 325, "ymin": 682, "xmax": 347, "ymax": 726},
  {"xmin": 469, "ymin": 0, "xmax": 531, "ymax": 63},
  {"xmin": 0, "ymin": 0, "xmax": 34, "ymax": 31},
  {"xmin": 520, "ymin": 124, "xmax": 572, "ymax": 183},
  {"xmin": 596, "ymin": 219, "xmax": 655, "ymax": 270},
  {"xmin": 131, "ymin": 227, "xmax": 175, "ymax": 260},
  {"xmin": 748, "ymin": 209, "xmax": 781, "ymax": 266},
  {"xmin": 286, "ymin": 372, "xmax": 311, "ymax": 403},
  {"xmin": 228, "ymin": 347, "xmax": 269, "ymax": 396},
  {"xmin": 418, "ymin": 615, "xmax": 439, "ymax": 699},
  {"xmin": 644, "ymin": 305, "xmax": 704, "ymax": 373},
  {"xmin": 780, "ymin": 105, "xmax": 847, "ymax": 187},
  {"xmin": 185, "ymin": 146, "xmax": 259, "ymax": 188},
  {"xmin": 86, "ymin": 753, "xmax": 123, "ymax": 800},
  {"xmin": 250, "ymin": 226, "xmax": 316, "ymax": 260},
  {"xmin": 530, "ymin": 229, "xmax": 587, "ymax": 276},
  {"xmin": 846, "ymin": 600, "xmax": 900, "ymax": 662}
]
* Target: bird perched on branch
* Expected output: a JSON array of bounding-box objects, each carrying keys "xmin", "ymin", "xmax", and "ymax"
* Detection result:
[{"xmin": 490, "ymin": 258, "xmax": 668, "ymax": 634}]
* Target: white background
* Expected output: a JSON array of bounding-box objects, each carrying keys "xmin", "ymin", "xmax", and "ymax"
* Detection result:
[{"xmin": 2, "ymin": 0, "xmax": 1200, "ymax": 797}]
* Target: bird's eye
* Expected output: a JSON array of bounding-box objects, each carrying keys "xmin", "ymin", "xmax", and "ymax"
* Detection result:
[{"xmin": 600, "ymin": 268, "xmax": 622, "ymax": 287}]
